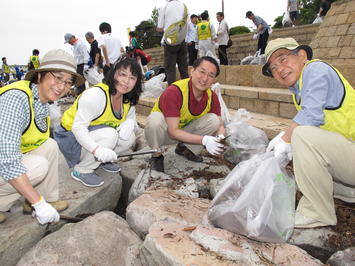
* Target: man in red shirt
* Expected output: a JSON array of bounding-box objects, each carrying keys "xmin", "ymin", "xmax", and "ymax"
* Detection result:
[{"xmin": 144, "ymin": 56, "xmax": 226, "ymax": 172}]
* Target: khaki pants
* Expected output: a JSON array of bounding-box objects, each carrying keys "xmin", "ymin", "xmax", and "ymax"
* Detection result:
[
  {"xmin": 74, "ymin": 127, "xmax": 135, "ymax": 173},
  {"xmin": 0, "ymin": 138, "xmax": 59, "ymax": 212},
  {"xmin": 144, "ymin": 112, "xmax": 220, "ymax": 155},
  {"xmin": 292, "ymin": 126, "xmax": 355, "ymax": 225}
]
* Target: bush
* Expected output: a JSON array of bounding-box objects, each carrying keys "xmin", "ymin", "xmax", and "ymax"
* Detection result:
[
  {"xmin": 273, "ymin": 15, "xmax": 283, "ymax": 29},
  {"xmin": 229, "ymin": 26, "xmax": 251, "ymax": 35}
]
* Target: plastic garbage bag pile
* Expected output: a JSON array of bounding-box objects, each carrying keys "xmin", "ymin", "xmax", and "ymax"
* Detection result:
[
  {"xmin": 141, "ymin": 73, "xmax": 167, "ymax": 98},
  {"xmin": 83, "ymin": 67, "xmax": 104, "ymax": 85},
  {"xmin": 240, "ymin": 50, "xmax": 266, "ymax": 65}
]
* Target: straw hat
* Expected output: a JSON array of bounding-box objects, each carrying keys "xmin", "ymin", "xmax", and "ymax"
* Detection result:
[{"xmin": 25, "ymin": 49, "xmax": 85, "ymax": 87}]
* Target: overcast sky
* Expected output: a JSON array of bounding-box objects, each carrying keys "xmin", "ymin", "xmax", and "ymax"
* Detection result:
[{"xmin": 0, "ymin": 0, "xmax": 287, "ymax": 65}]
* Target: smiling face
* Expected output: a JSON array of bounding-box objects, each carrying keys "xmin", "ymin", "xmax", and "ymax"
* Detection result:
[
  {"xmin": 190, "ymin": 59, "xmax": 217, "ymax": 95},
  {"xmin": 268, "ymin": 48, "xmax": 308, "ymax": 87},
  {"xmin": 37, "ymin": 71, "xmax": 74, "ymax": 103},
  {"xmin": 113, "ymin": 66, "xmax": 138, "ymax": 95}
]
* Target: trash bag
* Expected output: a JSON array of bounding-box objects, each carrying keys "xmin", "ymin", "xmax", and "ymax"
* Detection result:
[
  {"xmin": 208, "ymin": 152, "xmax": 295, "ymax": 243},
  {"xmin": 240, "ymin": 55, "xmax": 254, "ymax": 65},
  {"xmin": 141, "ymin": 73, "xmax": 166, "ymax": 98},
  {"xmin": 211, "ymin": 83, "xmax": 231, "ymax": 125},
  {"xmin": 250, "ymin": 50, "xmax": 266, "ymax": 65},
  {"xmin": 48, "ymin": 101, "xmax": 61, "ymax": 131},
  {"xmin": 83, "ymin": 67, "xmax": 104, "ymax": 85},
  {"xmin": 282, "ymin": 11, "xmax": 293, "ymax": 27},
  {"xmin": 224, "ymin": 109, "xmax": 268, "ymax": 165},
  {"xmin": 312, "ymin": 15, "xmax": 323, "ymax": 24}
]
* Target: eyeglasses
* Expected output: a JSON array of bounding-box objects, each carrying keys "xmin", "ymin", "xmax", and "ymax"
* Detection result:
[
  {"xmin": 268, "ymin": 51, "xmax": 296, "ymax": 75},
  {"xmin": 49, "ymin": 72, "xmax": 74, "ymax": 88},
  {"xmin": 196, "ymin": 68, "xmax": 216, "ymax": 79}
]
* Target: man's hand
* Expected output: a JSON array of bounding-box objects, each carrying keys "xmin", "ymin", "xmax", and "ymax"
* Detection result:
[
  {"xmin": 202, "ymin": 136, "xmax": 224, "ymax": 156},
  {"xmin": 32, "ymin": 197, "xmax": 60, "ymax": 225},
  {"xmin": 266, "ymin": 131, "xmax": 292, "ymax": 160},
  {"xmin": 94, "ymin": 146, "xmax": 117, "ymax": 162}
]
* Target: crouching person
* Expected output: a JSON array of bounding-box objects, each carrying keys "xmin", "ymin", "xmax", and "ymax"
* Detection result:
[
  {"xmin": 144, "ymin": 56, "xmax": 226, "ymax": 173},
  {"xmin": 0, "ymin": 49, "xmax": 83, "ymax": 224},
  {"xmin": 54, "ymin": 57, "xmax": 142, "ymax": 187},
  {"xmin": 263, "ymin": 38, "xmax": 355, "ymax": 228}
]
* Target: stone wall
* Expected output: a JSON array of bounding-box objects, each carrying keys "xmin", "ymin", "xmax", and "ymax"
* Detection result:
[{"xmin": 310, "ymin": 0, "xmax": 355, "ymax": 65}]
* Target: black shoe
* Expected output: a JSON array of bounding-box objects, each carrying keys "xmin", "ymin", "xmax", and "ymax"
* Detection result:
[
  {"xmin": 175, "ymin": 143, "xmax": 203, "ymax": 162},
  {"xmin": 151, "ymin": 155, "xmax": 165, "ymax": 172}
]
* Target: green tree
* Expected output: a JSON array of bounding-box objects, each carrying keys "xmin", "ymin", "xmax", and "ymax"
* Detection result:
[
  {"xmin": 272, "ymin": 15, "xmax": 283, "ymax": 29},
  {"xmin": 229, "ymin": 26, "xmax": 251, "ymax": 35},
  {"xmin": 151, "ymin": 7, "xmax": 159, "ymax": 26}
]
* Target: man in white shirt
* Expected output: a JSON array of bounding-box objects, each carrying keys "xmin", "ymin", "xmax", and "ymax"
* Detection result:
[
  {"xmin": 216, "ymin": 12, "xmax": 229, "ymax": 65},
  {"xmin": 97, "ymin": 22, "xmax": 125, "ymax": 76},
  {"xmin": 186, "ymin": 14, "xmax": 198, "ymax": 66},
  {"xmin": 64, "ymin": 33, "xmax": 90, "ymax": 95},
  {"xmin": 157, "ymin": 0, "xmax": 189, "ymax": 85}
]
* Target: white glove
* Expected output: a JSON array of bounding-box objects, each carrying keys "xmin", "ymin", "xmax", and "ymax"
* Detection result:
[
  {"xmin": 117, "ymin": 119, "xmax": 135, "ymax": 141},
  {"xmin": 266, "ymin": 131, "xmax": 292, "ymax": 160},
  {"xmin": 215, "ymin": 134, "xmax": 225, "ymax": 142},
  {"xmin": 252, "ymin": 33, "xmax": 259, "ymax": 40},
  {"xmin": 94, "ymin": 146, "xmax": 117, "ymax": 162},
  {"xmin": 202, "ymin": 136, "xmax": 224, "ymax": 156},
  {"xmin": 32, "ymin": 197, "xmax": 60, "ymax": 225}
]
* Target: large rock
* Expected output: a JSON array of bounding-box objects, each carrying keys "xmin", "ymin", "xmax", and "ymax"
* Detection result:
[
  {"xmin": 0, "ymin": 154, "xmax": 122, "ymax": 266},
  {"xmin": 126, "ymin": 188, "xmax": 210, "ymax": 239},
  {"xmin": 17, "ymin": 211, "xmax": 142, "ymax": 266}
]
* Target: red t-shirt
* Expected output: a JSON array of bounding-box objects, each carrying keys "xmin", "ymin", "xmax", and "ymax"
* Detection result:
[{"xmin": 158, "ymin": 80, "xmax": 221, "ymax": 117}]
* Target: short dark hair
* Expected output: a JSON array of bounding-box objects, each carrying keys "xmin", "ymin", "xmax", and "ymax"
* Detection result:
[
  {"xmin": 216, "ymin": 12, "xmax": 224, "ymax": 17},
  {"xmin": 192, "ymin": 56, "xmax": 220, "ymax": 77},
  {"xmin": 190, "ymin": 14, "xmax": 197, "ymax": 19},
  {"xmin": 129, "ymin": 31, "xmax": 135, "ymax": 37},
  {"xmin": 2, "ymin": 57, "xmax": 6, "ymax": 61},
  {"xmin": 99, "ymin": 22, "xmax": 112, "ymax": 33},
  {"xmin": 103, "ymin": 57, "xmax": 143, "ymax": 105},
  {"xmin": 201, "ymin": 11, "xmax": 209, "ymax": 20},
  {"xmin": 246, "ymin": 11, "xmax": 253, "ymax": 17},
  {"xmin": 32, "ymin": 49, "xmax": 39, "ymax": 55}
]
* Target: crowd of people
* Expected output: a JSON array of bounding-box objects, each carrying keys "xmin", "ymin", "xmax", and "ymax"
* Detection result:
[{"xmin": 0, "ymin": 0, "xmax": 352, "ymax": 240}]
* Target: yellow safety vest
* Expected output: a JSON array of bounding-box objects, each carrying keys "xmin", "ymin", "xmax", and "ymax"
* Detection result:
[
  {"xmin": 3, "ymin": 63, "xmax": 10, "ymax": 73},
  {"xmin": 30, "ymin": 55, "xmax": 40, "ymax": 69},
  {"xmin": 151, "ymin": 78, "xmax": 212, "ymax": 128},
  {"xmin": 293, "ymin": 59, "xmax": 355, "ymax": 140},
  {"xmin": 0, "ymin": 80, "xmax": 50, "ymax": 153},
  {"xmin": 197, "ymin": 21, "xmax": 212, "ymax": 40},
  {"xmin": 163, "ymin": 3, "xmax": 188, "ymax": 45},
  {"xmin": 61, "ymin": 82, "xmax": 131, "ymax": 131}
]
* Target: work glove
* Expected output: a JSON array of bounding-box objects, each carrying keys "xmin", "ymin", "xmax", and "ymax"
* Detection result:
[
  {"xmin": 252, "ymin": 33, "xmax": 259, "ymax": 40},
  {"xmin": 266, "ymin": 131, "xmax": 292, "ymax": 160},
  {"xmin": 117, "ymin": 119, "xmax": 135, "ymax": 141},
  {"xmin": 94, "ymin": 146, "xmax": 117, "ymax": 162},
  {"xmin": 202, "ymin": 135, "xmax": 224, "ymax": 156},
  {"xmin": 32, "ymin": 196, "xmax": 60, "ymax": 225}
]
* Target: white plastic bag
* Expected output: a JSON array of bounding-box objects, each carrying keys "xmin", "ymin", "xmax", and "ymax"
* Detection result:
[
  {"xmin": 48, "ymin": 101, "xmax": 61, "ymax": 131},
  {"xmin": 224, "ymin": 109, "xmax": 268, "ymax": 164},
  {"xmin": 211, "ymin": 83, "xmax": 230, "ymax": 125},
  {"xmin": 312, "ymin": 15, "xmax": 323, "ymax": 24},
  {"xmin": 83, "ymin": 67, "xmax": 104, "ymax": 85},
  {"xmin": 208, "ymin": 152, "xmax": 295, "ymax": 243},
  {"xmin": 240, "ymin": 55, "xmax": 254, "ymax": 65},
  {"xmin": 250, "ymin": 50, "xmax": 266, "ymax": 64},
  {"xmin": 141, "ymin": 73, "xmax": 166, "ymax": 98},
  {"xmin": 282, "ymin": 11, "xmax": 293, "ymax": 27}
]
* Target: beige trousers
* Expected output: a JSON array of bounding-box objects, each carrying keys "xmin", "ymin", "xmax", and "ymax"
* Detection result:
[
  {"xmin": 292, "ymin": 126, "xmax": 355, "ymax": 225},
  {"xmin": 144, "ymin": 112, "xmax": 220, "ymax": 155},
  {"xmin": 0, "ymin": 138, "xmax": 59, "ymax": 212},
  {"xmin": 74, "ymin": 127, "xmax": 135, "ymax": 173}
]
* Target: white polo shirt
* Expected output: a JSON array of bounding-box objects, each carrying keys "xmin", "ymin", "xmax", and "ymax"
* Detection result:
[{"xmin": 97, "ymin": 33, "xmax": 123, "ymax": 65}]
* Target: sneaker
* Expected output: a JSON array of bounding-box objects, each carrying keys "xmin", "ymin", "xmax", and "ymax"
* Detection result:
[
  {"xmin": 23, "ymin": 199, "xmax": 69, "ymax": 214},
  {"xmin": 294, "ymin": 211, "xmax": 328, "ymax": 229},
  {"xmin": 175, "ymin": 143, "xmax": 203, "ymax": 162},
  {"xmin": 0, "ymin": 212, "xmax": 6, "ymax": 224},
  {"xmin": 99, "ymin": 162, "xmax": 121, "ymax": 173},
  {"xmin": 151, "ymin": 155, "xmax": 165, "ymax": 172},
  {"xmin": 71, "ymin": 170, "xmax": 104, "ymax": 187},
  {"xmin": 333, "ymin": 182, "xmax": 355, "ymax": 203}
]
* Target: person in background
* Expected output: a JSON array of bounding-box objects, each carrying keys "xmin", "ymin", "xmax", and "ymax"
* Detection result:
[
  {"xmin": 287, "ymin": 0, "xmax": 300, "ymax": 26},
  {"xmin": 28, "ymin": 49, "xmax": 40, "ymax": 71},
  {"xmin": 0, "ymin": 49, "xmax": 85, "ymax": 224},
  {"xmin": 157, "ymin": 0, "xmax": 189, "ymax": 85},
  {"xmin": 197, "ymin": 11, "xmax": 218, "ymax": 62},
  {"xmin": 64, "ymin": 33, "xmax": 90, "ymax": 95},
  {"xmin": 98, "ymin": 22, "xmax": 125, "ymax": 77},
  {"xmin": 216, "ymin": 11, "xmax": 229, "ymax": 65},
  {"xmin": 2, "ymin": 57, "xmax": 10, "ymax": 83},
  {"xmin": 129, "ymin": 31, "xmax": 141, "ymax": 50},
  {"xmin": 246, "ymin": 11, "xmax": 270, "ymax": 54},
  {"xmin": 85, "ymin": 31, "xmax": 103, "ymax": 73},
  {"xmin": 318, "ymin": 0, "xmax": 331, "ymax": 21},
  {"xmin": 144, "ymin": 56, "xmax": 226, "ymax": 172},
  {"xmin": 14, "ymin": 65, "xmax": 23, "ymax": 81},
  {"xmin": 54, "ymin": 57, "xmax": 142, "ymax": 188},
  {"xmin": 263, "ymin": 38, "xmax": 355, "ymax": 228},
  {"xmin": 186, "ymin": 14, "xmax": 198, "ymax": 66}
]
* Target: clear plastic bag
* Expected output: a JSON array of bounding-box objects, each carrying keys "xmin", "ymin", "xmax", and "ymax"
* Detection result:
[
  {"xmin": 83, "ymin": 67, "xmax": 104, "ymax": 85},
  {"xmin": 240, "ymin": 55, "xmax": 254, "ymax": 65},
  {"xmin": 224, "ymin": 109, "xmax": 268, "ymax": 165},
  {"xmin": 48, "ymin": 101, "xmax": 61, "ymax": 131},
  {"xmin": 312, "ymin": 15, "xmax": 323, "ymax": 24},
  {"xmin": 211, "ymin": 83, "xmax": 230, "ymax": 125},
  {"xmin": 141, "ymin": 73, "xmax": 166, "ymax": 98},
  {"xmin": 282, "ymin": 11, "xmax": 293, "ymax": 27},
  {"xmin": 250, "ymin": 50, "xmax": 266, "ymax": 64},
  {"xmin": 208, "ymin": 152, "xmax": 295, "ymax": 243}
]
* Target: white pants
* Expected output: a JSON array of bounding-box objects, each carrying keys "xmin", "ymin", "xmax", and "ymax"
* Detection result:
[
  {"xmin": 292, "ymin": 126, "xmax": 355, "ymax": 225},
  {"xmin": 198, "ymin": 40, "xmax": 218, "ymax": 62},
  {"xmin": 0, "ymin": 138, "xmax": 59, "ymax": 211},
  {"xmin": 74, "ymin": 127, "xmax": 135, "ymax": 173}
]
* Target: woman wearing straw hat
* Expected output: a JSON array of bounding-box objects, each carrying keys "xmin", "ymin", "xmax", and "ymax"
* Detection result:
[{"xmin": 0, "ymin": 49, "xmax": 85, "ymax": 224}]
